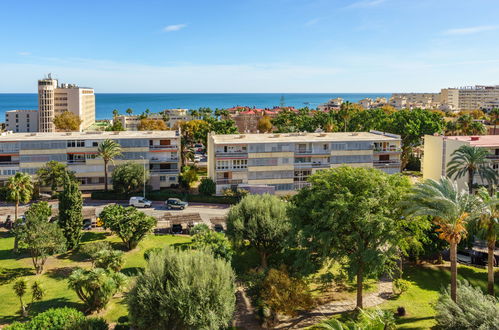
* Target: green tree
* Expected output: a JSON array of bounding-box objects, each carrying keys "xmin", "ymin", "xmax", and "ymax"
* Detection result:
[
  {"xmin": 68, "ymin": 268, "xmax": 127, "ymax": 313},
  {"xmin": 111, "ymin": 162, "xmax": 149, "ymax": 195},
  {"xmin": 473, "ymin": 188, "xmax": 499, "ymax": 295},
  {"xmin": 446, "ymin": 145, "xmax": 497, "ymax": 193},
  {"xmin": 289, "ymin": 167, "xmax": 410, "ymax": 308},
  {"xmin": 198, "ymin": 177, "xmax": 216, "ymax": 195},
  {"xmin": 468, "ymin": 121, "xmax": 487, "ymax": 135},
  {"xmin": 384, "ymin": 108, "xmax": 445, "ymax": 169},
  {"xmin": 58, "ymin": 175, "xmax": 83, "ymax": 250},
  {"xmin": 105, "ymin": 120, "xmax": 125, "ymax": 131},
  {"xmin": 191, "ymin": 230, "xmax": 233, "ymax": 262},
  {"xmin": 403, "ymin": 177, "xmax": 481, "ymax": 302},
  {"xmin": 180, "ymin": 165, "xmax": 198, "ymax": 189},
  {"xmin": 490, "ymin": 108, "xmax": 499, "ymax": 135},
  {"xmin": 13, "ymin": 279, "xmax": 27, "ymax": 317},
  {"xmin": 435, "ymin": 281, "xmax": 499, "ymax": 329},
  {"xmin": 112, "ymin": 109, "xmax": 119, "ymax": 117},
  {"xmin": 97, "ymin": 139, "xmax": 122, "ymax": 191},
  {"xmin": 125, "ymin": 108, "xmax": 133, "ymax": 115},
  {"xmin": 127, "ymin": 247, "xmax": 235, "ymax": 329},
  {"xmin": 92, "ymin": 249, "xmax": 125, "ymax": 272},
  {"xmin": 17, "ymin": 202, "xmax": 66, "ymax": 273},
  {"xmin": 226, "ymin": 194, "xmax": 291, "ymax": 268},
  {"xmin": 457, "ymin": 114, "xmax": 473, "ymax": 134},
  {"xmin": 7, "ymin": 172, "xmax": 34, "ymax": 252},
  {"xmin": 257, "ymin": 115, "xmax": 273, "ymax": 133},
  {"xmin": 99, "ymin": 204, "xmax": 156, "ymax": 250},
  {"xmin": 36, "ymin": 161, "xmax": 74, "ymax": 196},
  {"xmin": 53, "ymin": 111, "xmax": 82, "ymax": 132}
]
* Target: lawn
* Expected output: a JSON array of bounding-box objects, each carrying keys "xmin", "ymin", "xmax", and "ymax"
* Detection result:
[{"xmin": 0, "ymin": 230, "xmax": 191, "ymax": 327}]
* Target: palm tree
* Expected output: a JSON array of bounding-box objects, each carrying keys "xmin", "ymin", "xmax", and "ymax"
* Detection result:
[
  {"xmin": 338, "ymin": 101, "xmax": 352, "ymax": 132},
  {"xmin": 112, "ymin": 109, "xmax": 119, "ymax": 118},
  {"xmin": 445, "ymin": 121, "xmax": 459, "ymax": 136},
  {"xmin": 404, "ymin": 177, "xmax": 481, "ymax": 302},
  {"xmin": 469, "ymin": 121, "xmax": 487, "ymax": 135},
  {"xmin": 7, "ymin": 172, "xmax": 34, "ymax": 252},
  {"xmin": 126, "ymin": 108, "xmax": 133, "ymax": 116},
  {"xmin": 490, "ymin": 108, "xmax": 499, "ymax": 135},
  {"xmin": 97, "ymin": 139, "xmax": 122, "ymax": 191},
  {"xmin": 447, "ymin": 145, "xmax": 498, "ymax": 194},
  {"xmin": 7, "ymin": 172, "xmax": 33, "ymax": 221},
  {"xmin": 473, "ymin": 188, "xmax": 498, "ymax": 296},
  {"xmin": 457, "ymin": 114, "xmax": 473, "ymax": 134}
]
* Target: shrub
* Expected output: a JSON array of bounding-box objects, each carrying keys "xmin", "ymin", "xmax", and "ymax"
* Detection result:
[
  {"xmin": 74, "ymin": 317, "xmax": 109, "ymax": 330},
  {"xmin": 68, "ymin": 268, "xmax": 127, "ymax": 312},
  {"xmin": 143, "ymin": 247, "xmax": 162, "ymax": 261},
  {"xmin": 189, "ymin": 223, "xmax": 210, "ymax": 235},
  {"xmin": 78, "ymin": 241, "xmax": 113, "ymax": 259},
  {"xmin": 128, "ymin": 247, "xmax": 236, "ymax": 329},
  {"xmin": 93, "ymin": 249, "xmax": 125, "ymax": 272},
  {"xmin": 191, "ymin": 230, "xmax": 233, "ymax": 262},
  {"xmin": 435, "ymin": 280, "xmax": 499, "ymax": 329},
  {"xmin": 260, "ymin": 267, "xmax": 314, "ymax": 326},
  {"xmin": 6, "ymin": 307, "xmax": 84, "ymax": 330},
  {"xmin": 198, "ymin": 177, "xmax": 216, "ymax": 196},
  {"xmin": 393, "ymin": 278, "xmax": 411, "ymax": 295}
]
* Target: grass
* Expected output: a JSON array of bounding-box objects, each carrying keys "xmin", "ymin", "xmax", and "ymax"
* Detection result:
[{"xmin": 0, "ymin": 230, "xmax": 191, "ymax": 326}]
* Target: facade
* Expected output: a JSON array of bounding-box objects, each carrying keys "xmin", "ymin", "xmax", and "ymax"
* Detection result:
[
  {"xmin": 5, "ymin": 110, "xmax": 39, "ymax": 133},
  {"xmin": 228, "ymin": 107, "xmax": 295, "ymax": 133},
  {"xmin": 318, "ymin": 98, "xmax": 343, "ymax": 111},
  {"xmin": 440, "ymin": 85, "xmax": 499, "ymax": 111},
  {"xmin": 422, "ymin": 134, "xmax": 499, "ymax": 191},
  {"xmin": 389, "ymin": 93, "xmax": 440, "ymax": 110},
  {"xmin": 0, "ymin": 130, "xmax": 180, "ymax": 190},
  {"xmin": 38, "ymin": 74, "xmax": 95, "ymax": 132},
  {"xmin": 208, "ymin": 131, "xmax": 402, "ymax": 195}
]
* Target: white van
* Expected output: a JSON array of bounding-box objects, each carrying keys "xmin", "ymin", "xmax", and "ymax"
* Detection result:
[{"xmin": 129, "ymin": 197, "xmax": 152, "ymax": 208}]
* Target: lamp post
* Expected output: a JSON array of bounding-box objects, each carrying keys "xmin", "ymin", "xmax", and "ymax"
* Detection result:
[{"xmin": 139, "ymin": 156, "xmax": 146, "ymax": 198}]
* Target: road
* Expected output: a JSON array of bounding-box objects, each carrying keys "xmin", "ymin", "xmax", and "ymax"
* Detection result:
[{"xmin": 0, "ymin": 200, "xmax": 230, "ymax": 225}]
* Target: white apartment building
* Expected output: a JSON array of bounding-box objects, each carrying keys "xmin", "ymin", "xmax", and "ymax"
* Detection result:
[
  {"xmin": 440, "ymin": 85, "xmax": 499, "ymax": 111},
  {"xmin": 208, "ymin": 131, "xmax": 402, "ymax": 195},
  {"xmin": 38, "ymin": 74, "xmax": 95, "ymax": 132},
  {"xmin": 5, "ymin": 110, "xmax": 39, "ymax": 133},
  {"xmin": 0, "ymin": 130, "xmax": 180, "ymax": 190},
  {"xmin": 115, "ymin": 109, "xmax": 190, "ymax": 131},
  {"xmin": 389, "ymin": 93, "xmax": 440, "ymax": 110}
]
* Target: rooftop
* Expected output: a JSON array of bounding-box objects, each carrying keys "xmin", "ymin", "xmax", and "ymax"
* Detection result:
[
  {"xmin": 444, "ymin": 135, "xmax": 499, "ymax": 147},
  {"xmin": 210, "ymin": 131, "xmax": 401, "ymax": 144},
  {"xmin": 0, "ymin": 130, "xmax": 179, "ymax": 142},
  {"xmin": 6, "ymin": 109, "xmax": 38, "ymax": 113}
]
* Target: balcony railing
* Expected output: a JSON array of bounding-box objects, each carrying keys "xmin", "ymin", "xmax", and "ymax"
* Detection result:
[
  {"xmin": 150, "ymin": 169, "xmax": 179, "ymax": 174},
  {"xmin": 216, "ymin": 179, "xmax": 243, "ymax": 185},
  {"xmin": 67, "ymin": 160, "xmax": 86, "ymax": 164},
  {"xmin": 295, "ymin": 162, "xmax": 330, "ymax": 168},
  {"xmin": 149, "ymin": 158, "xmax": 179, "ymax": 162},
  {"xmin": 373, "ymin": 160, "xmax": 401, "ymax": 166},
  {"xmin": 215, "ymin": 151, "xmax": 248, "ymax": 157},
  {"xmin": 0, "ymin": 161, "xmax": 20, "ymax": 166},
  {"xmin": 150, "ymin": 145, "xmax": 178, "ymax": 149},
  {"xmin": 373, "ymin": 148, "xmax": 402, "ymax": 153},
  {"xmin": 486, "ymin": 154, "xmax": 499, "ymax": 159}
]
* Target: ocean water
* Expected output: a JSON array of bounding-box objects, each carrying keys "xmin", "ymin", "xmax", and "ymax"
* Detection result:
[{"xmin": 0, "ymin": 93, "xmax": 392, "ymax": 120}]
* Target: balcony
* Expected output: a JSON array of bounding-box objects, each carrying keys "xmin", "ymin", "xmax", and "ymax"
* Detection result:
[
  {"xmin": 373, "ymin": 147, "xmax": 401, "ymax": 153},
  {"xmin": 149, "ymin": 158, "xmax": 179, "ymax": 163},
  {"xmin": 373, "ymin": 160, "xmax": 401, "ymax": 167},
  {"xmin": 0, "ymin": 161, "xmax": 20, "ymax": 166},
  {"xmin": 150, "ymin": 169, "xmax": 179, "ymax": 174},
  {"xmin": 67, "ymin": 160, "xmax": 86, "ymax": 164},
  {"xmin": 215, "ymin": 151, "xmax": 248, "ymax": 157},
  {"xmin": 150, "ymin": 145, "xmax": 178, "ymax": 150},
  {"xmin": 486, "ymin": 154, "xmax": 499, "ymax": 159},
  {"xmin": 295, "ymin": 162, "xmax": 330, "ymax": 168},
  {"xmin": 216, "ymin": 179, "xmax": 243, "ymax": 185}
]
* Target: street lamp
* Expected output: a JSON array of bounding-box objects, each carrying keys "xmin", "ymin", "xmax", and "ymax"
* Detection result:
[{"xmin": 139, "ymin": 156, "xmax": 146, "ymax": 199}]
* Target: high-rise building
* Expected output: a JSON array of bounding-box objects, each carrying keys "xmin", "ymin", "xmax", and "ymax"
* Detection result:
[
  {"xmin": 0, "ymin": 130, "xmax": 181, "ymax": 190},
  {"xmin": 38, "ymin": 74, "xmax": 95, "ymax": 132},
  {"xmin": 207, "ymin": 131, "xmax": 402, "ymax": 195},
  {"xmin": 440, "ymin": 85, "xmax": 499, "ymax": 111}
]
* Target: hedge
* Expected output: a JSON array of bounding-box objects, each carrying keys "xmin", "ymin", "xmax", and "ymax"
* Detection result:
[{"xmin": 91, "ymin": 190, "xmax": 239, "ymax": 205}]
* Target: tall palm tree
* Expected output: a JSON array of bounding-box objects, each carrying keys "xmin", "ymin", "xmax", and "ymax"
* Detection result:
[
  {"xmin": 112, "ymin": 109, "xmax": 119, "ymax": 118},
  {"xmin": 126, "ymin": 108, "xmax": 133, "ymax": 116},
  {"xmin": 7, "ymin": 172, "xmax": 34, "ymax": 252},
  {"xmin": 469, "ymin": 121, "xmax": 487, "ymax": 135},
  {"xmin": 490, "ymin": 108, "xmax": 499, "ymax": 135},
  {"xmin": 447, "ymin": 145, "xmax": 498, "ymax": 194},
  {"xmin": 445, "ymin": 121, "xmax": 459, "ymax": 136},
  {"xmin": 338, "ymin": 101, "xmax": 352, "ymax": 132},
  {"xmin": 403, "ymin": 177, "xmax": 480, "ymax": 302},
  {"xmin": 457, "ymin": 114, "xmax": 473, "ymax": 134},
  {"xmin": 97, "ymin": 139, "xmax": 122, "ymax": 191},
  {"xmin": 473, "ymin": 188, "xmax": 498, "ymax": 296}
]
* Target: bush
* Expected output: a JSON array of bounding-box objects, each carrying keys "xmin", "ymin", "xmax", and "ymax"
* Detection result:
[
  {"xmin": 78, "ymin": 241, "xmax": 113, "ymax": 260},
  {"xmin": 6, "ymin": 307, "xmax": 84, "ymax": 330},
  {"xmin": 198, "ymin": 177, "xmax": 216, "ymax": 196},
  {"xmin": 189, "ymin": 223, "xmax": 210, "ymax": 236},
  {"xmin": 393, "ymin": 278, "xmax": 411, "ymax": 295},
  {"xmin": 93, "ymin": 249, "xmax": 125, "ymax": 272},
  {"xmin": 74, "ymin": 317, "xmax": 109, "ymax": 330},
  {"xmin": 68, "ymin": 268, "xmax": 127, "ymax": 312},
  {"xmin": 435, "ymin": 280, "xmax": 499, "ymax": 329},
  {"xmin": 128, "ymin": 247, "xmax": 236, "ymax": 329},
  {"xmin": 191, "ymin": 230, "xmax": 233, "ymax": 262},
  {"xmin": 143, "ymin": 247, "xmax": 162, "ymax": 261}
]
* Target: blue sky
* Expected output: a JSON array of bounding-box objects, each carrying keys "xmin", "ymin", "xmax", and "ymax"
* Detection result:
[{"xmin": 1, "ymin": 0, "xmax": 499, "ymax": 93}]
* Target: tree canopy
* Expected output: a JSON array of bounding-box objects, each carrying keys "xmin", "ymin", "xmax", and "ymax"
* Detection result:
[
  {"xmin": 36, "ymin": 161, "xmax": 75, "ymax": 195},
  {"xmin": 111, "ymin": 162, "xmax": 149, "ymax": 195},
  {"xmin": 53, "ymin": 111, "xmax": 82, "ymax": 131},
  {"xmin": 58, "ymin": 175, "xmax": 83, "ymax": 250}
]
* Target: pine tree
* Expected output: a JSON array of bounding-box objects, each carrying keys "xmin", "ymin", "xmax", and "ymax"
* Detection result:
[{"xmin": 58, "ymin": 175, "xmax": 83, "ymax": 250}]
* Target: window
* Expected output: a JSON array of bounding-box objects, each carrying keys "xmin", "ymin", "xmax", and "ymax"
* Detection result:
[
  {"xmin": 86, "ymin": 154, "xmax": 98, "ymax": 159},
  {"xmin": 92, "ymin": 142, "xmax": 98, "ymax": 147},
  {"xmin": 67, "ymin": 140, "xmax": 85, "ymax": 148},
  {"xmin": 160, "ymin": 176, "xmax": 166, "ymax": 182},
  {"xmin": 169, "ymin": 176, "xmax": 176, "ymax": 181}
]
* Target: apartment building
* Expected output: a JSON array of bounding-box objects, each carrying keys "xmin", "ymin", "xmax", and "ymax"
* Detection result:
[
  {"xmin": 5, "ymin": 110, "xmax": 39, "ymax": 133},
  {"xmin": 227, "ymin": 107, "xmax": 296, "ymax": 133},
  {"xmin": 207, "ymin": 131, "xmax": 402, "ymax": 195},
  {"xmin": 439, "ymin": 85, "xmax": 499, "ymax": 111},
  {"xmin": 389, "ymin": 93, "xmax": 441, "ymax": 110},
  {"xmin": 38, "ymin": 74, "xmax": 95, "ymax": 132},
  {"xmin": 0, "ymin": 130, "xmax": 180, "ymax": 190},
  {"xmin": 423, "ymin": 134, "xmax": 499, "ymax": 191},
  {"xmin": 115, "ymin": 109, "xmax": 190, "ymax": 130}
]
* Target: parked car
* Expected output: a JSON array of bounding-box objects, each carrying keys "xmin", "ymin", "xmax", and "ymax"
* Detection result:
[
  {"xmin": 82, "ymin": 219, "xmax": 92, "ymax": 230},
  {"xmin": 213, "ymin": 224, "xmax": 225, "ymax": 233},
  {"xmin": 171, "ymin": 224, "xmax": 183, "ymax": 234},
  {"xmin": 165, "ymin": 198, "xmax": 188, "ymax": 210},
  {"xmin": 129, "ymin": 196, "xmax": 152, "ymax": 208}
]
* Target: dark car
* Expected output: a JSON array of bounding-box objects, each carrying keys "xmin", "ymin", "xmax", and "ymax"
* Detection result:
[
  {"xmin": 165, "ymin": 198, "xmax": 188, "ymax": 210},
  {"xmin": 213, "ymin": 224, "xmax": 225, "ymax": 233},
  {"xmin": 171, "ymin": 224, "xmax": 183, "ymax": 234}
]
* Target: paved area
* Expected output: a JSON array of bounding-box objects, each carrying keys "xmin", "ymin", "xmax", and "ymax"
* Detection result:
[{"xmin": 0, "ymin": 199, "xmax": 230, "ymax": 225}]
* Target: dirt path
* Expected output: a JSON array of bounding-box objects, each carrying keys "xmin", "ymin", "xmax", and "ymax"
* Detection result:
[
  {"xmin": 232, "ymin": 286, "xmax": 263, "ymax": 330},
  {"xmin": 275, "ymin": 278, "xmax": 394, "ymax": 329}
]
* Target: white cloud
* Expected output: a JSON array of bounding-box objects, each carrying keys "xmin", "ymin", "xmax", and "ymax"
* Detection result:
[
  {"xmin": 17, "ymin": 52, "xmax": 31, "ymax": 56},
  {"xmin": 346, "ymin": 0, "xmax": 386, "ymax": 9},
  {"xmin": 163, "ymin": 24, "xmax": 187, "ymax": 32},
  {"xmin": 442, "ymin": 25, "xmax": 498, "ymax": 35}
]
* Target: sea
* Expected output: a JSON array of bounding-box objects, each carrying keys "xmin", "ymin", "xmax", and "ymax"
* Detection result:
[{"xmin": 0, "ymin": 93, "xmax": 392, "ymax": 120}]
